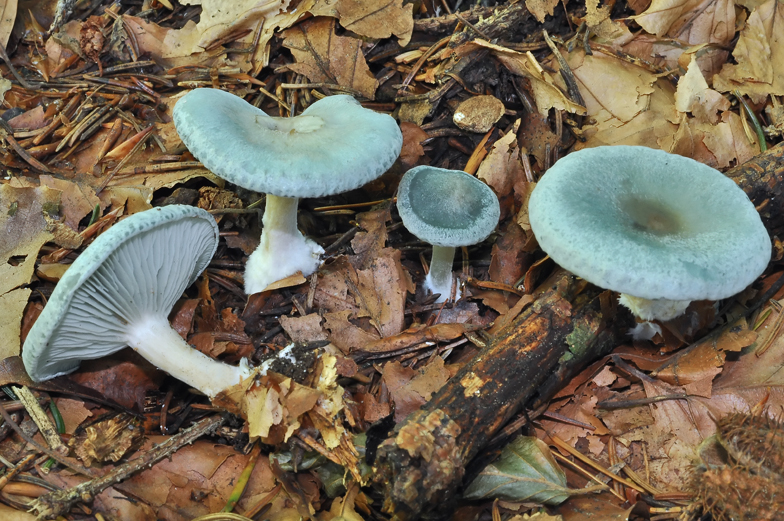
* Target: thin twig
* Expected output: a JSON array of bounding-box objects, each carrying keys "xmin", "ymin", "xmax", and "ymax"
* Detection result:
[
  {"xmin": 30, "ymin": 415, "xmax": 227, "ymax": 519},
  {"xmin": 0, "ymin": 41, "xmax": 32, "ymax": 89}
]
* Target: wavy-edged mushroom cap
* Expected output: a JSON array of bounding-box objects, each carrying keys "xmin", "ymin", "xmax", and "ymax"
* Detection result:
[
  {"xmin": 397, "ymin": 166, "xmax": 501, "ymax": 247},
  {"xmin": 528, "ymin": 146, "xmax": 771, "ymax": 304},
  {"xmin": 22, "ymin": 205, "xmax": 239, "ymax": 395},
  {"xmin": 173, "ymin": 89, "xmax": 403, "ymax": 197}
]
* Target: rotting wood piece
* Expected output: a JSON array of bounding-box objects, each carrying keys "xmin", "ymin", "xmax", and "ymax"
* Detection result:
[
  {"xmin": 725, "ymin": 142, "xmax": 784, "ymax": 238},
  {"xmin": 373, "ymin": 269, "xmax": 633, "ymax": 520}
]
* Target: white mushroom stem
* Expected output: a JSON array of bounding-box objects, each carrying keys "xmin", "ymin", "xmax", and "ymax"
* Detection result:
[
  {"xmin": 244, "ymin": 194, "xmax": 325, "ymax": 295},
  {"xmin": 126, "ymin": 315, "xmax": 250, "ymax": 398},
  {"xmin": 618, "ymin": 294, "xmax": 691, "ymax": 322},
  {"xmin": 424, "ymin": 245, "xmax": 459, "ymax": 303}
]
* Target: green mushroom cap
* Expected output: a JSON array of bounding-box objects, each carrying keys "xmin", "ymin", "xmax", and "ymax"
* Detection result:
[
  {"xmin": 528, "ymin": 146, "xmax": 771, "ymax": 303},
  {"xmin": 397, "ymin": 166, "xmax": 501, "ymax": 247}
]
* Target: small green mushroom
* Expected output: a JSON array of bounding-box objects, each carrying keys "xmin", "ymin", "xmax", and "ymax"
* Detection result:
[
  {"xmin": 397, "ymin": 166, "xmax": 500, "ymax": 302},
  {"xmin": 528, "ymin": 146, "xmax": 771, "ymax": 321}
]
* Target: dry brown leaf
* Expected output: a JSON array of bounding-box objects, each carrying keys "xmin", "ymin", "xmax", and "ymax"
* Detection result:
[
  {"xmin": 477, "ymin": 119, "xmax": 527, "ymax": 219},
  {"xmin": 0, "ymin": 291, "xmax": 29, "ymax": 360},
  {"xmin": 39, "ymin": 175, "xmax": 99, "ymax": 231},
  {"xmin": 70, "ymin": 351, "xmax": 166, "ymax": 411},
  {"xmin": 691, "ymin": 110, "xmax": 760, "ymax": 167},
  {"xmin": 352, "ymin": 248, "xmax": 410, "ymax": 337},
  {"xmin": 358, "ymin": 322, "xmax": 475, "ymax": 356},
  {"xmin": 630, "ymin": 0, "xmax": 731, "ymax": 79},
  {"xmin": 556, "ymin": 495, "xmax": 640, "ymax": 521},
  {"xmin": 279, "ymin": 313, "xmax": 329, "ymax": 343},
  {"xmin": 123, "ymin": 1, "xmax": 289, "ymax": 71},
  {"xmin": 382, "ymin": 361, "xmax": 425, "ymax": 422},
  {"xmin": 399, "ymin": 121, "xmax": 429, "ymax": 169},
  {"xmin": 584, "ymin": 0, "xmax": 632, "ymax": 42},
  {"xmin": 518, "ymin": 110, "xmax": 559, "ymax": 167},
  {"xmin": 8, "ymin": 105, "xmax": 48, "ymax": 130},
  {"xmin": 170, "ymin": 298, "xmax": 200, "ymax": 338},
  {"xmin": 241, "ymin": 371, "xmax": 322, "ymax": 441},
  {"xmin": 631, "ymin": 0, "xmax": 735, "ymax": 45},
  {"xmin": 0, "ymin": 502, "xmax": 36, "ymax": 521},
  {"xmin": 314, "ymin": 257, "xmax": 359, "ymax": 314},
  {"xmin": 357, "ymin": 391, "xmax": 390, "ymax": 422},
  {"xmin": 541, "ymin": 388, "xmax": 608, "ymax": 456},
  {"xmin": 597, "ymin": 316, "xmax": 783, "ymax": 490},
  {"xmin": 53, "ymin": 397, "xmax": 93, "ymax": 435},
  {"xmin": 106, "ymin": 167, "xmax": 225, "ymax": 193},
  {"xmin": 282, "ymin": 17, "xmax": 379, "ymax": 100},
  {"xmin": 714, "ymin": 0, "xmax": 784, "ymax": 101},
  {"xmin": 0, "ymin": 0, "xmax": 16, "ymax": 47},
  {"xmin": 674, "ymin": 54, "xmax": 730, "ymax": 124},
  {"xmin": 0, "ymin": 185, "xmax": 60, "ymax": 359},
  {"xmin": 336, "ymin": 0, "xmax": 413, "ymax": 46},
  {"xmin": 549, "ymin": 49, "xmax": 681, "ymax": 150},
  {"xmin": 654, "ymin": 320, "xmax": 756, "ymax": 386},
  {"xmin": 118, "ymin": 440, "xmax": 277, "ymax": 520},
  {"xmin": 350, "ymin": 207, "xmax": 391, "ymax": 270},
  {"xmin": 407, "ymin": 356, "xmax": 450, "ymax": 401},
  {"xmin": 489, "ymin": 222, "xmax": 530, "ymax": 287},
  {"xmin": 525, "ymin": 0, "xmax": 558, "ymax": 23},
  {"xmin": 99, "ymin": 185, "xmax": 153, "ymax": 215},
  {"xmin": 323, "ymin": 310, "xmax": 380, "ymax": 354}
]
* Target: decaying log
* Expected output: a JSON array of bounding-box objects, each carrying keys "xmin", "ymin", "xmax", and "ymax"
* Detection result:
[
  {"xmin": 726, "ymin": 142, "xmax": 784, "ymax": 238},
  {"xmin": 374, "ymin": 270, "xmax": 633, "ymax": 520}
]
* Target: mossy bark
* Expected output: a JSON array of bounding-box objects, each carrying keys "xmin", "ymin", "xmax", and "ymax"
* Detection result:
[{"xmin": 373, "ymin": 270, "xmax": 633, "ymax": 520}]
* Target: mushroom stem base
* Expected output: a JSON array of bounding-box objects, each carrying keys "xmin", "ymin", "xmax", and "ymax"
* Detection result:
[
  {"xmin": 618, "ymin": 294, "xmax": 691, "ymax": 322},
  {"xmin": 424, "ymin": 245, "xmax": 458, "ymax": 303},
  {"xmin": 245, "ymin": 195, "xmax": 324, "ymax": 295},
  {"xmin": 127, "ymin": 315, "xmax": 250, "ymax": 398}
]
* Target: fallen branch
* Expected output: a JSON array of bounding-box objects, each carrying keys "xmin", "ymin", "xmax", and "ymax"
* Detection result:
[
  {"xmin": 373, "ymin": 270, "xmax": 633, "ymax": 520},
  {"xmin": 30, "ymin": 415, "xmax": 226, "ymax": 519}
]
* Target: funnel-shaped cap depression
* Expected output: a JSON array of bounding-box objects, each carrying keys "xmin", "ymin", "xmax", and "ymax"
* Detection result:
[
  {"xmin": 397, "ymin": 166, "xmax": 501, "ymax": 247},
  {"xmin": 528, "ymin": 146, "xmax": 771, "ymax": 301}
]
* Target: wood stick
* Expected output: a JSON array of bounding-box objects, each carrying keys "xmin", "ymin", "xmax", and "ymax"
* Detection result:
[{"xmin": 373, "ymin": 270, "xmax": 633, "ymax": 520}]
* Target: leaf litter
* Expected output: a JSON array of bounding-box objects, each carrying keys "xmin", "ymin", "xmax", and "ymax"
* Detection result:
[{"xmin": 0, "ymin": 0, "xmax": 781, "ymax": 519}]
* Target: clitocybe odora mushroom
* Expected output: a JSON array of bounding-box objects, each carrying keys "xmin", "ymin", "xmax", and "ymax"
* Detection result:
[
  {"xmin": 173, "ymin": 88, "xmax": 403, "ymax": 295},
  {"xmin": 23, "ymin": 205, "xmax": 250, "ymax": 398},
  {"xmin": 397, "ymin": 166, "xmax": 500, "ymax": 302},
  {"xmin": 528, "ymin": 146, "xmax": 771, "ymax": 321}
]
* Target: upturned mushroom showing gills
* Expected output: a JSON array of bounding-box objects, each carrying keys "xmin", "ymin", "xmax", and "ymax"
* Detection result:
[
  {"xmin": 173, "ymin": 88, "xmax": 403, "ymax": 295},
  {"xmin": 397, "ymin": 166, "xmax": 501, "ymax": 302},
  {"xmin": 528, "ymin": 146, "xmax": 771, "ymax": 321},
  {"xmin": 23, "ymin": 205, "xmax": 251, "ymax": 398}
]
